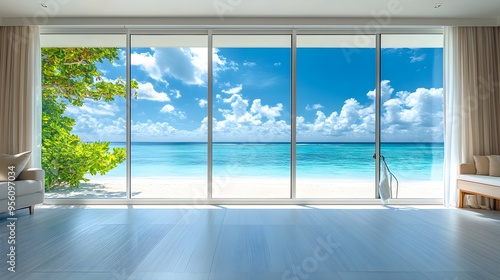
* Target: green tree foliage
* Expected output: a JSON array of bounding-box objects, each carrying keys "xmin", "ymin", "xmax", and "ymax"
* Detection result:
[{"xmin": 42, "ymin": 47, "xmax": 136, "ymax": 189}]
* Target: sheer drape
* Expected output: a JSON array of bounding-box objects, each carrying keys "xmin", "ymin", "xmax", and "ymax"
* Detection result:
[
  {"xmin": 0, "ymin": 26, "xmax": 41, "ymax": 168},
  {"xmin": 444, "ymin": 26, "xmax": 500, "ymax": 209}
]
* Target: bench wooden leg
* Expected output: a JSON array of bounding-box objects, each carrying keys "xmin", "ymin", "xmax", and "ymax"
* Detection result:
[
  {"xmin": 29, "ymin": 206, "xmax": 35, "ymax": 215},
  {"xmin": 458, "ymin": 190, "xmax": 465, "ymax": 208}
]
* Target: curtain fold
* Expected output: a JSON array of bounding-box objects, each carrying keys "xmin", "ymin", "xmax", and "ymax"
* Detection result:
[
  {"xmin": 0, "ymin": 26, "xmax": 41, "ymax": 168},
  {"xmin": 444, "ymin": 26, "xmax": 460, "ymax": 207},
  {"xmin": 444, "ymin": 26, "xmax": 500, "ymax": 209}
]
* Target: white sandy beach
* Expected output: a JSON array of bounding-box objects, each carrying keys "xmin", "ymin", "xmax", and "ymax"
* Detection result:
[{"xmin": 45, "ymin": 177, "xmax": 443, "ymax": 199}]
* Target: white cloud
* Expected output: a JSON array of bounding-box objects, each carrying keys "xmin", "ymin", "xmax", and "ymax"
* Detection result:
[
  {"xmin": 137, "ymin": 82, "xmax": 170, "ymax": 102},
  {"xmin": 410, "ymin": 53, "xmax": 426, "ymax": 63},
  {"xmin": 160, "ymin": 104, "xmax": 186, "ymax": 119},
  {"xmin": 213, "ymin": 49, "xmax": 238, "ymax": 72},
  {"xmin": 306, "ymin": 104, "xmax": 324, "ymax": 111},
  {"xmin": 66, "ymin": 100, "xmax": 119, "ymax": 116},
  {"xmin": 297, "ymin": 81, "xmax": 443, "ymax": 142},
  {"xmin": 130, "ymin": 120, "xmax": 206, "ymax": 142},
  {"xmin": 221, "ymin": 84, "xmax": 243, "ymax": 95},
  {"xmin": 198, "ymin": 99, "xmax": 208, "ymax": 108},
  {"xmin": 160, "ymin": 104, "xmax": 175, "ymax": 113},
  {"xmin": 170, "ymin": 89, "xmax": 182, "ymax": 99},
  {"xmin": 155, "ymin": 48, "xmax": 205, "ymax": 85},
  {"xmin": 131, "ymin": 48, "xmax": 236, "ymax": 86},
  {"xmin": 274, "ymin": 62, "xmax": 281, "ymax": 67},
  {"xmin": 71, "ymin": 116, "xmax": 126, "ymax": 142},
  {"xmin": 382, "ymin": 87, "xmax": 443, "ymax": 138},
  {"xmin": 69, "ymin": 81, "xmax": 442, "ymax": 143},
  {"xmin": 131, "ymin": 52, "xmax": 164, "ymax": 82},
  {"xmin": 243, "ymin": 61, "xmax": 257, "ymax": 67},
  {"xmin": 250, "ymin": 99, "xmax": 283, "ymax": 121},
  {"xmin": 213, "ymin": 85, "xmax": 289, "ymax": 141},
  {"xmin": 366, "ymin": 80, "xmax": 394, "ymax": 102},
  {"xmin": 72, "ymin": 115, "xmax": 207, "ymax": 142}
]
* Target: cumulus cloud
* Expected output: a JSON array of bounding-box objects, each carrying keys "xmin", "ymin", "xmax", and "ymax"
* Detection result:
[
  {"xmin": 137, "ymin": 82, "xmax": 170, "ymax": 102},
  {"xmin": 198, "ymin": 99, "xmax": 208, "ymax": 108},
  {"xmin": 160, "ymin": 104, "xmax": 175, "ymax": 113},
  {"xmin": 131, "ymin": 52, "xmax": 163, "ymax": 82},
  {"xmin": 297, "ymin": 80, "xmax": 443, "ymax": 142},
  {"xmin": 66, "ymin": 100, "xmax": 119, "ymax": 116},
  {"xmin": 170, "ymin": 89, "xmax": 181, "ymax": 99},
  {"xmin": 306, "ymin": 104, "xmax": 324, "ymax": 111},
  {"xmin": 131, "ymin": 120, "xmax": 207, "ymax": 142},
  {"xmin": 222, "ymin": 84, "xmax": 243, "ymax": 95},
  {"xmin": 69, "ymin": 80, "xmax": 442, "ymax": 143},
  {"xmin": 213, "ymin": 85, "xmax": 289, "ymax": 141},
  {"xmin": 160, "ymin": 104, "xmax": 186, "ymax": 119},
  {"xmin": 381, "ymin": 87, "xmax": 443, "ymax": 138},
  {"xmin": 131, "ymin": 48, "xmax": 235, "ymax": 86},
  {"xmin": 71, "ymin": 116, "xmax": 126, "ymax": 142},
  {"xmin": 366, "ymin": 80, "xmax": 394, "ymax": 102},
  {"xmin": 72, "ymin": 114, "xmax": 207, "ymax": 142}
]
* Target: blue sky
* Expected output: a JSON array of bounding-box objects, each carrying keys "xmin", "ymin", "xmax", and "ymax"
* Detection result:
[{"xmin": 67, "ymin": 45, "xmax": 443, "ymax": 143}]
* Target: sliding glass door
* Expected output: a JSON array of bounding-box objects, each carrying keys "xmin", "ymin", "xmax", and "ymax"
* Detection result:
[
  {"xmin": 380, "ymin": 34, "xmax": 444, "ymax": 199},
  {"xmin": 296, "ymin": 35, "xmax": 376, "ymax": 198},
  {"xmin": 41, "ymin": 34, "xmax": 128, "ymax": 199},
  {"xmin": 211, "ymin": 35, "xmax": 291, "ymax": 198},
  {"xmin": 130, "ymin": 35, "xmax": 208, "ymax": 198},
  {"xmin": 42, "ymin": 31, "xmax": 443, "ymax": 202}
]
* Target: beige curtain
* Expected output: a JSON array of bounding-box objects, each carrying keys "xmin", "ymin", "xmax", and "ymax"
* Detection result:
[
  {"xmin": 444, "ymin": 27, "xmax": 500, "ymax": 210},
  {"xmin": 0, "ymin": 26, "xmax": 41, "ymax": 168}
]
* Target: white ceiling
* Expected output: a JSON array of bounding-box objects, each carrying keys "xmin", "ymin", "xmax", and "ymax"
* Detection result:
[{"xmin": 1, "ymin": 0, "xmax": 499, "ymax": 26}]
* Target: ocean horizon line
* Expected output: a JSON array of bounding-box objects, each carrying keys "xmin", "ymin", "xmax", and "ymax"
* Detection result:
[{"xmin": 106, "ymin": 141, "xmax": 445, "ymax": 145}]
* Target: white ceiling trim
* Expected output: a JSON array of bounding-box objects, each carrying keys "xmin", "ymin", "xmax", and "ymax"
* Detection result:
[
  {"xmin": 2, "ymin": 16, "xmax": 498, "ymax": 28},
  {"xmin": 1, "ymin": 0, "xmax": 500, "ymax": 19}
]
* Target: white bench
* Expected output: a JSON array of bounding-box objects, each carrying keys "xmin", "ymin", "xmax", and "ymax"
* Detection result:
[
  {"xmin": 0, "ymin": 168, "xmax": 44, "ymax": 214},
  {"xmin": 457, "ymin": 163, "xmax": 500, "ymax": 208}
]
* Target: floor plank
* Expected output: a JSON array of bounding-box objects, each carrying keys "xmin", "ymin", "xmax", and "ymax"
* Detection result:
[{"xmin": 0, "ymin": 206, "xmax": 499, "ymax": 279}]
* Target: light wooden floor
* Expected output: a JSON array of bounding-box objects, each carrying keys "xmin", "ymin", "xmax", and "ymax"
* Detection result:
[{"xmin": 1, "ymin": 205, "xmax": 500, "ymax": 280}]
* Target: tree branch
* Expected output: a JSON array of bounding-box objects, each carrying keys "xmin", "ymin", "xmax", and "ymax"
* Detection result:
[
  {"xmin": 42, "ymin": 84, "xmax": 57, "ymax": 90},
  {"xmin": 63, "ymin": 60, "xmax": 88, "ymax": 66}
]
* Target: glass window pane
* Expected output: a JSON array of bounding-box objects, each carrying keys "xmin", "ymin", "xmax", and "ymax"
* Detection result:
[
  {"xmin": 131, "ymin": 35, "xmax": 208, "ymax": 199},
  {"xmin": 212, "ymin": 35, "xmax": 291, "ymax": 199},
  {"xmin": 381, "ymin": 34, "xmax": 444, "ymax": 199},
  {"xmin": 42, "ymin": 34, "xmax": 127, "ymax": 199},
  {"xmin": 296, "ymin": 35, "xmax": 376, "ymax": 198}
]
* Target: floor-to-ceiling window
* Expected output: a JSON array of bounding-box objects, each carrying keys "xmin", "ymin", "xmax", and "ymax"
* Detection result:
[
  {"xmin": 41, "ymin": 31, "xmax": 443, "ymax": 202},
  {"xmin": 211, "ymin": 35, "xmax": 291, "ymax": 198},
  {"xmin": 296, "ymin": 35, "xmax": 376, "ymax": 198},
  {"xmin": 380, "ymin": 34, "xmax": 444, "ymax": 199},
  {"xmin": 131, "ymin": 35, "xmax": 208, "ymax": 198},
  {"xmin": 41, "ymin": 34, "xmax": 128, "ymax": 199}
]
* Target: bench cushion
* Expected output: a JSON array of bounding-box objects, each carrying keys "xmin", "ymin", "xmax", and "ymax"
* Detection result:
[
  {"xmin": 457, "ymin": 174, "xmax": 500, "ymax": 187},
  {"xmin": 0, "ymin": 180, "xmax": 43, "ymax": 200},
  {"xmin": 0, "ymin": 151, "xmax": 32, "ymax": 181},
  {"xmin": 488, "ymin": 155, "xmax": 500, "ymax": 177},
  {"xmin": 473, "ymin": 155, "xmax": 490, "ymax": 175}
]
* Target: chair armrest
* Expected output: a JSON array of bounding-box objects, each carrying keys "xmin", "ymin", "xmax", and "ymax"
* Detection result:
[
  {"xmin": 17, "ymin": 168, "xmax": 44, "ymax": 181},
  {"xmin": 459, "ymin": 163, "xmax": 476, "ymax": 175}
]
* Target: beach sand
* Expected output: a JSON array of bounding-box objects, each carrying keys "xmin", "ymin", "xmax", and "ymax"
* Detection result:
[{"xmin": 45, "ymin": 177, "xmax": 443, "ymax": 199}]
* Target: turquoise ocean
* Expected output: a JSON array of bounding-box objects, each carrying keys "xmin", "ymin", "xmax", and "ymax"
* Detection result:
[{"xmin": 99, "ymin": 143, "xmax": 444, "ymax": 182}]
